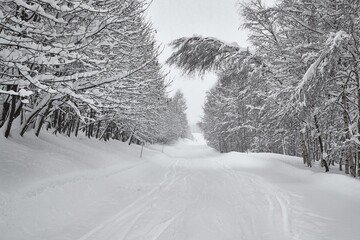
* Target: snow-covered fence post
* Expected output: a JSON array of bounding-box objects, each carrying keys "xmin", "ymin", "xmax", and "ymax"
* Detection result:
[{"xmin": 140, "ymin": 143, "xmax": 144, "ymax": 158}]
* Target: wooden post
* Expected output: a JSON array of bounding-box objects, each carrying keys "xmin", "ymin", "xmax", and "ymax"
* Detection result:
[{"xmin": 140, "ymin": 143, "xmax": 144, "ymax": 158}]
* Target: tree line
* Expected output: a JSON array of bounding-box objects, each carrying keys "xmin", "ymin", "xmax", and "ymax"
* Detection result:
[
  {"xmin": 0, "ymin": 0, "xmax": 190, "ymax": 144},
  {"xmin": 168, "ymin": 0, "xmax": 360, "ymax": 176}
]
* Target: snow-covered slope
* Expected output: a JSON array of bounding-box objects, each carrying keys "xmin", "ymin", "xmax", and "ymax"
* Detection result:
[{"xmin": 1, "ymin": 133, "xmax": 359, "ymax": 240}]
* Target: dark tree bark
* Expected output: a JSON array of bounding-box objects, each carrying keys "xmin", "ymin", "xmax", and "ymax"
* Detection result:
[
  {"xmin": 339, "ymin": 150, "xmax": 343, "ymax": 171},
  {"xmin": 75, "ymin": 118, "xmax": 80, "ymax": 137},
  {"xmin": 341, "ymin": 89, "xmax": 354, "ymax": 175},
  {"xmin": 301, "ymin": 129, "xmax": 311, "ymax": 167},
  {"xmin": 0, "ymin": 86, "xmax": 12, "ymax": 128},
  {"xmin": 53, "ymin": 110, "xmax": 59, "ymax": 129},
  {"xmin": 5, "ymin": 85, "xmax": 18, "ymax": 138},
  {"xmin": 355, "ymin": 69, "xmax": 360, "ymax": 177},
  {"xmin": 20, "ymin": 104, "xmax": 47, "ymax": 136},
  {"xmin": 95, "ymin": 120, "xmax": 101, "ymax": 139},
  {"xmin": 35, "ymin": 101, "xmax": 53, "ymax": 137},
  {"xmin": 87, "ymin": 110, "xmax": 95, "ymax": 139},
  {"xmin": 314, "ymin": 115, "xmax": 329, "ymax": 172}
]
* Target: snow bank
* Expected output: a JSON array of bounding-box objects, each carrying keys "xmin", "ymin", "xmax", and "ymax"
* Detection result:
[{"xmin": 0, "ymin": 131, "xmax": 167, "ymax": 240}]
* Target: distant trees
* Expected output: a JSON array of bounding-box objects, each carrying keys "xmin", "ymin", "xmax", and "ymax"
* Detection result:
[
  {"xmin": 157, "ymin": 90, "xmax": 191, "ymax": 144},
  {"xmin": 168, "ymin": 0, "xmax": 360, "ymax": 175},
  {"xmin": 0, "ymin": 0, "xmax": 189, "ymax": 144}
]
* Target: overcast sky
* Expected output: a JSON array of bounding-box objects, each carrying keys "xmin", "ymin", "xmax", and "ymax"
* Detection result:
[{"xmin": 146, "ymin": 0, "xmax": 252, "ymax": 126}]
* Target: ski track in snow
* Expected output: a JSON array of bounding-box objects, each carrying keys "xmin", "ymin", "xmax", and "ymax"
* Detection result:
[
  {"xmin": 75, "ymin": 142, "xmax": 327, "ymax": 240},
  {"xmin": 77, "ymin": 159, "xmax": 185, "ymax": 240},
  {"xmin": 1, "ymin": 134, "xmax": 358, "ymax": 240}
]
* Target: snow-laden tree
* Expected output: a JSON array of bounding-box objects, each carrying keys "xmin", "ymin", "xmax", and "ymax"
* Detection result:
[
  {"xmin": 241, "ymin": 0, "xmax": 360, "ymax": 174},
  {"xmin": 0, "ymin": 0, "xmax": 184, "ymax": 146},
  {"xmin": 157, "ymin": 90, "xmax": 191, "ymax": 144},
  {"xmin": 168, "ymin": 0, "xmax": 360, "ymax": 175},
  {"xmin": 0, "ymin": 0, "xmax": 118, "ymax": 137}
]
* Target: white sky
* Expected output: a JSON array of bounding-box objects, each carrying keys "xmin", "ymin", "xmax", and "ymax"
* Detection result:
[{"xmin": 146, "ymin": 0, "xmax": 252, "ymax": 125}]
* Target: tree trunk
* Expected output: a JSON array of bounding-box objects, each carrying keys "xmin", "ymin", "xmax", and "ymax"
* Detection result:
[
  {"xmin": 75, "ymin": 118, "xmax": 80, "ymax": 137},
  {"xmin": 4, "ymin": 85, "xmax": 18, "ymax": 138},
  {"xmin": 21, "ymin": 94, "xmax": 51, "ymax": 136},
  {"xmin": 61, "ymin": 114, "xmax": 70, "ymax": 135},
  {"xmin": 314, "ymin": 140, "xmax": 319, "ymax": 162},
  {"xmin": 87, "ymin": 110, "xmax": 95, "ymax": 139},
  {"xmin": 99, "ymin": 121, "xmax": 110, "ymax": 141},
  {"xmin": 0, "ymin": 85, "xmax": 12, "ymax": 128},
  {"xmin": 354, "ymin": 59, "xmax": 360, "ymax": 177},
  {"xmin": 314, "ymin": 115, "xmax": 329, "ymax": 172},
  {"xmin": 53, "ymin": 109, "xmax": 59, "ymax": 129},
  {"xmin": 282, "ymin": 133, "xmax": 286, "ymax": 155},
  {"xmin": 55, "ymin": 111, "xmax": 64, "ymax": 135},
  {"xmin": 67, "ymin": 117, "xmax": 75, "ymax": 137},
  {"xmin": 342, "ymin": 89, "xmax": 354, "ymax": 174},
  {"xmin": 128, "ymin": 127, "xmax": 136, "ymax": 146},
  {"xmin": 339, "ymin": 150, "xmax": 343, "ymax": 171},
  {"xmin": 301, "ymin": 129, "xmax": 311, "ymax": 167},
  {"xmin": 35, "ymin": 101, "xmax": 53, "ymax": 137},
  {"xmin": 14, "ymin": 101, "xmax": 23, "ymax": 120},
  {"xmin": 95, "ymin": 120, "xmax": 101, "ymax": 139},
  {"xmin": 20, "ymin": 105, "xmax": 46, "ymax": 136}
]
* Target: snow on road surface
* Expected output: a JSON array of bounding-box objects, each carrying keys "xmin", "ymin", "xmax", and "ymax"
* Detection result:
[{"xmin": 1, "ymin": 133, "xmax": 360, "ymax": 240}]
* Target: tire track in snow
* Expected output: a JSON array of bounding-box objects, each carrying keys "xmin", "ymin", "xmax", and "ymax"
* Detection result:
[
  {"xmin": 216, "ymin": 158, "xmax": 331, "ymax": 240},
  {"xmin": 146, "ymin": 210, "xmax": 183, "ymax": 240},
  {"xmin": 77, "ymin": 159, "xmax": 187, "ymax": 240},
  {"xmin": 215, "ymin": 159, "xmax": 295, "ymax": 239}
]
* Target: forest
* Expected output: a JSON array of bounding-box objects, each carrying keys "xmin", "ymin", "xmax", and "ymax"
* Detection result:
[
  {"xmin": 1, "ymin": 0, "xmax": 360, "ymax": 176},
  {"xmin": 0, "ymin": 0, "xmax": 190, "ymax": 144},
  {"xmin": 168, "ymin": 0, "xmax": 360, "ymax": 176}
]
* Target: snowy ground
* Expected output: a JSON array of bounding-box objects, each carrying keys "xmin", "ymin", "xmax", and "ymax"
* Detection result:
[{"xmin": 1, "ymin": 133, "xmax": 359, "ymax": 240}]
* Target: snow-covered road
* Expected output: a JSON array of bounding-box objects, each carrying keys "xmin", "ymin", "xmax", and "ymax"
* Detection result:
[
  {"xmin": 74, "ymin": 135, "xmax": 359, "ymax": 240},
  {"xmin": 78, "ymin": 157, "xmax": 295, "ymax": 239},
  {"xmin": 1, "ymin": 133, "xmax": 360, "ymax": 240}
]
